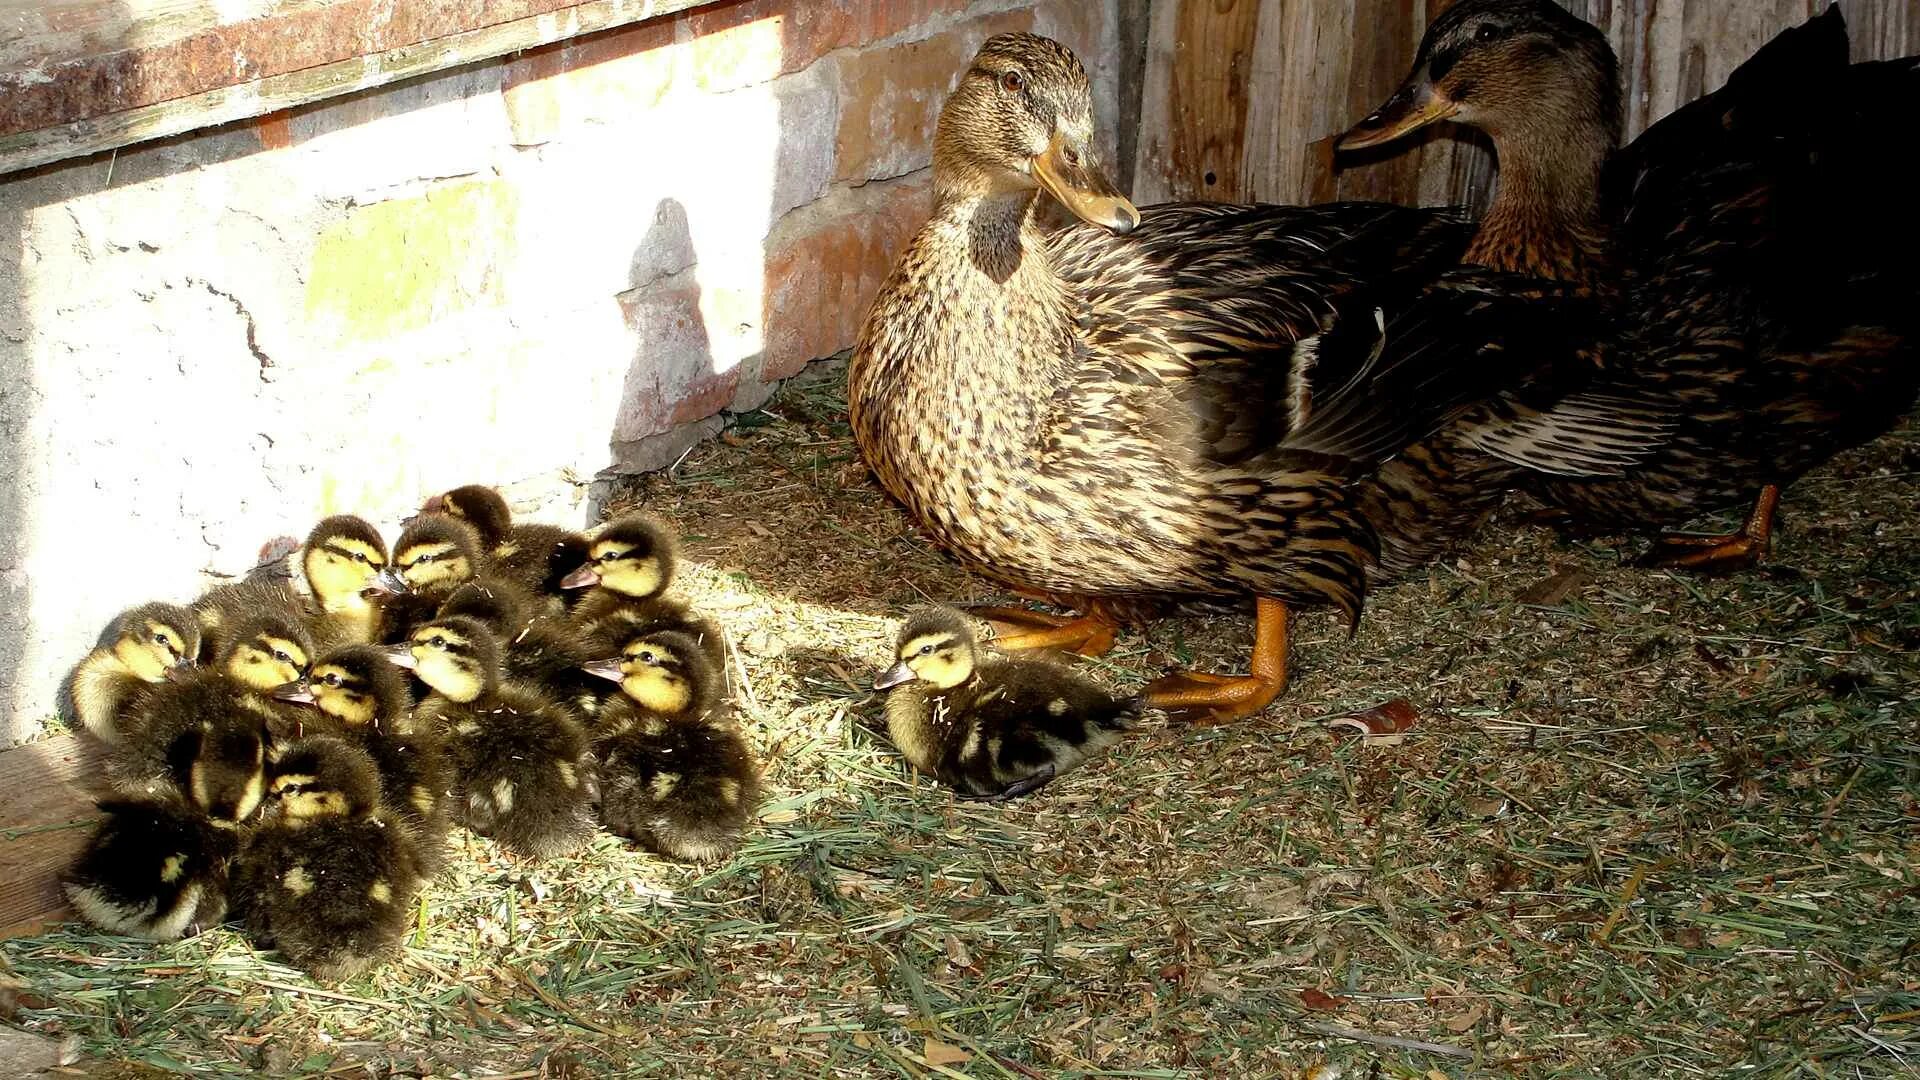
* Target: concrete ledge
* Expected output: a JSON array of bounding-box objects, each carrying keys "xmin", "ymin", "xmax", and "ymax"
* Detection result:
[{"xmin": 0, "ymin": 0, "xmax": 723, "ymax": 176}]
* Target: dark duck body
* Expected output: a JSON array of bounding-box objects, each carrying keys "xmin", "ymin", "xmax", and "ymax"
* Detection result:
[
  {"xmin": 1341, "ymin": 0, "xmax": 1920, "ymax": 570},
  {"xmin": 849, "ymin": 32, "xmax": 1649, "ymax": 723}
]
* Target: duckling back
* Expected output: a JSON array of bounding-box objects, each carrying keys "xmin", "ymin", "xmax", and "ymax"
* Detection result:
[
  {"xmin": 63, "ymin": 796, "xmax": 236, "ymax": 940},
  {"xmin": 420, "ymin": 683, "xmax": 594, "ymax": 859},
  {"xmin": 595, "ymin": 698, "xmax": 759, "ymax": 864},
  {"xmin": 107, "ymin": 671, "xmax": 269, "ymax": 825}
]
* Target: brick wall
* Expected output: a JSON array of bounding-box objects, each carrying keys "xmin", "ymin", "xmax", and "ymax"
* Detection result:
[{"xmin": 0, "ymin": 0, "xmax": 1122, "ymax": 743}]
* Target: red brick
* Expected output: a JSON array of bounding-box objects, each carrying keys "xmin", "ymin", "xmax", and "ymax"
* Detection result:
[
  {"xmin": 760, "ymin": 175, "xmax": 931, "ymax": 382},
  {"xmin": 500, "ymin": 17, "xmax": 677, "ymax": 146},
  {"xmin": 686, "ymin": 0, "xmax": 976, "ymax": 85}
]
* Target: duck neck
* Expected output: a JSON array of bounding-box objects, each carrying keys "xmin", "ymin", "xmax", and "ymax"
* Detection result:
[{"xmin": 1467, "ymin": 108, "xmax": 1616, "ymax": 288}]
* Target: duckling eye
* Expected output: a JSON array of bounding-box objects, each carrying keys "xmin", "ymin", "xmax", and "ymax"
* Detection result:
[
  {"xmin": 152, "ymin": 631, "xmax": 167, "ymax": 644},
  {"xmin": 1000, "ymin": 70, "xmax": 1024, "ymax": 93},
  {"xmin": 274, "ymin": 649, "xmax": 292, "ymax": 663},
  {"xmin": 323, "ymin": 673, "xmax": 341, "ymax": 687},
  {"xmin": 640, "ymin": 650, "xmax": 658, "ymax": 664},
  {"xmin": 919, "ymin": 643, "xmax": 936, "ymax": 656},
  {"xmin": 430, "ymin": 636, "xmax": 447, "ymax": 649}
]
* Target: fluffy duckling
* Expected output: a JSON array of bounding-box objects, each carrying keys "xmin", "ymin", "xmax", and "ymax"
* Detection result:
[
  {"xmin": 233, "ymin": 736, "xmax": 423, "ymax": 981},
  {"xmin": 395, "ymin": 616, "xmax": 594, "ymax": 859},
  {"xmin": 274, "ymin": 645, "xmax": 451, "ymax": 874},
  {"xmin": 583, "ymin": 629, "xmax": 759, "ymax": 864},
  {"xmin": 424, "ymin": 484, "xmax": 590, "ymax": 612},
  {"xmin": 63, "ymin": 795, "xmax": 237, "ymax": 940},
  {"xmin": 563, "ymin": 514, "xmax": 726, "ymax": 673},
  {"xmin": 107, "ymin": 612, "xmax": 312, "ymax": 822},
  {"xmin": 384, "ymin": 513, "xmax": 533, "ymax": 642},
  {"xmin": 194, "ymin": 515, "xmax": 397, "ymax": 658},
  {"xmin": 62, "ymin": 602, "xmax": 200, "ymax": 745},
  {"xmin": 439, "ymin": 581, "xmax": 605, "ymax": 717},
  {"xmin": 874, "ymin": 608, "xmax": 1137, "ymax": 800}
]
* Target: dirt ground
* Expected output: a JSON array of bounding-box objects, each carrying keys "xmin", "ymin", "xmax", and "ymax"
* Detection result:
[{"xmin": 4, "ymin": 361, "xmax": 1917, "ymax": 1078}]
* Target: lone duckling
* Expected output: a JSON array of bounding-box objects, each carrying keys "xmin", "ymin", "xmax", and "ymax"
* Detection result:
[
  {"xmin": 583, "ymin": 629, "xmax": 759, "ymax": 863},
  {"xmin": 63, "ymin": 601, "xmax": 200, "ymax": 745},
  {"xmin": 424, "ymin": 484, "xmax": 589, "ymax": 612},
  {"xmin": 274, "ymin": 645, "xmax": 451, "ymax": 875},
  {"xmin": 107, "ymin": 611, "xmax": 313, "ymax": 823},
  {"xmin": 194, "ymin": 515, "xmax": 397, "ymax": 658},
  {"xmin": 874, "ymin": 608, "xmax": 1137, "ymax": 800},
  {"xmin": 63, "ymin": 794, "xmax": 237, "ymax": 940},
  {"xmin": 233, "ymin": 735, "xmax": 423, "ymax": 981},
  {"xmin": 393, "ymin": 616, "xmax": 594, "ymax": 859},
  {"xmin": 563, "ymin": 514, "xmax": 725, "ymax": 672}
]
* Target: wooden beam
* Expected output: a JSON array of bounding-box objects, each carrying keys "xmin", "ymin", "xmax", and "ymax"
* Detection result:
[
  {"xmin": 0, "ymin": 0, "xmax": 717, "ymax": 178},
  {"xmin": 0, "ymin": 736, "xmax": 105, "ymax": 939}
]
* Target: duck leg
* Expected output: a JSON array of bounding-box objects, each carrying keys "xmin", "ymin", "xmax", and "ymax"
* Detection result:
[
  {"xmin": 1642, "ymin": 485, "xmax": 1779, "ymax": 574},
  {"xmin": 971, "ymin": 603, "xmax": 1119, "ymax": 657},
  {"xmin": 1144, "ymin": 597, "xmax": 1290, "ymax": 727}
]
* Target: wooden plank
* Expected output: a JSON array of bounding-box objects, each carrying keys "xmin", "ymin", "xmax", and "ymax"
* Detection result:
[
  {"xmin": 1132, "ymin": 0, "xmax": 1264, "ymax": 203},
  {"xmin": 0, "ymin": 0, "xmax": 717, "ymax": 178},
  {"xmin": 0, "ymin": 735, "xmax": 105, "ymax": 939}
]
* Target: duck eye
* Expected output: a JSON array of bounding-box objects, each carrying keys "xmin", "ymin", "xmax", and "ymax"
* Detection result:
[
  {"xmin": 1000, "ymin": 70, "xmax": 1024, "ymax": 93},
  {"xmin": 324, "ymin": 674, "xmax": 341, "ymax": 686},
  {"xmin": 919, "ymin": 643, "xmax": 936, "ymax": 656},
  {"xmin": 274, "ymin": 650, "xmax": 291, "ymax": 663},
  {"xmin": 431, "ymin": 636, "xmax": 447, "ymax": 649},
  {"xmin": 152, "ymin": 631, "xmax": 167, "ymax": 644},
  {"xmin": 1474, "ymin": 22, "xmax": 1502, "ymax": 42}
]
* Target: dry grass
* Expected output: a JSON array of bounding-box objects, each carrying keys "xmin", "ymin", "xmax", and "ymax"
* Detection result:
[{"xmin": 5, "ymin": 361, "xmax": 1918, "ymax": 1078}]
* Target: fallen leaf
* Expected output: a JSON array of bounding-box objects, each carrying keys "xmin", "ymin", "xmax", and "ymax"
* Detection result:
[
  {"xmin": 1445, "ymin": 1002, "xmax": 1486, "ymax": 1033},
  {"xmin": 923, "ymin": 1037, "xmax": 971, "ymax": 1067},
  {"xmin": 1298, "ymin": 987, "xmax": 1349, "ymax": 1012},
  {"xmin": 1326, "ymin": 699, "xmax": 1420, "ymax": 745},
  {"xmin": 1426, "ymin": 1070, "xmax": 1453, "ymax": 1080},
  {"xmin": 1516, "ymin": 567, "xmax": 1588, "ymax": 606},
  {"xmin": 945, "ymin": 935, "xmax": 975, "ymax": 971}
]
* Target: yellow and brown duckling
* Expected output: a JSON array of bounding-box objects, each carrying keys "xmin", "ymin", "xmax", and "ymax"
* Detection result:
[
  {"xmin": 62, "ymin": 601, "xmax": 199, "ymax": 745},
  {"xmin": 874, "ymin": 608, "xmax": 1136, "ymax": 801},
  {"xmin": 424, "ymin": 484, "xmax": 590, "ymax": 613},
  {"xmin": 62, "ymin": 794, "xmax": 238, "ymax": 940},
  {"xmin": 273, "ymin": 645, "xmax": 451, "ymax": 875},
  {"xmin": 106, "ymin": 611, "xmax": 313, "ymax": 823},
  {"xmin": 194, "ymin": 515, "xmax": 398, "ymax": 659},
  {"xmin": 384, "ymin": 513, "xmax": 533, "ymax": 642},
  {"xmin": 563, "ymin": 514, "xmax": 726, "ymax": 674},
  {"xmin": 582, "ymin": 629, "xmax": 758, "ymax": 864},
  {"xmin": 1339, "ymin": 1, "xmax": 1920, "ymax": 571},
  {"xmin": 393, "ymin": 615, "xmax": 594, "ymax": 859},
  {"xmin": 849, "ymin": 33, "xmax": 1650, "ymax": 725},
  {"xmin": 232, "ymin": 735, "xmax": 423, "ymax": 982},
  {"xmin": 439, "ymin": 581, "xmax": 605, "ymax": 717}
]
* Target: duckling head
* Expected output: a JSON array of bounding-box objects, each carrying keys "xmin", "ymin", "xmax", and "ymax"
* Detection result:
[
  {"xmin": 218, "ymin": 612, "xmax": 314, "ymax": 692},
  {"xmin": 561, "ymin": 514, "xmax": 678, "ymax": 597},
  {"xmin": 582, "ymin": 629, "xmax": 718, "ymax": 717},
  {"xmin": 104, "ymin": 601, "xmax": 200, "ymax": 682},
  {"xmin": 424, "ymin": 484, "xmax": 514, "ymax": 549},
  {"xmin": 934, "ymin": 32, "xmax": 1138, "ymax": 234},
  {"xmin": 436, "ymin": 580, "xmax": 527, "ymax": 640},
  {"xmin": 277, "ymin": 645, "xmax": 411, "ymax": 728},
  {"xmin": 267, "ymin": 736, "xmax": 382, "ymax": 822},
  {"xmin": 875, "ymin": 607, "xmax": 979, "ymax": 691},
  {"xmin": 182, "ymin": 720, "xmax": 267, "ymax": 826},
  {"xmin": 393, "ymin": 514, "xmax": 484, "ymax": 594},
  {"xmin": 302, "ymin": 515, "xmax": 394, "ymax": 611},
  {"xmin": 1337, "ymin": 0, "xmax": 1617, "ymax": 152},
  {"xmin": 390, "ymin": 615, "xmax": 499, "ymax": 704}
]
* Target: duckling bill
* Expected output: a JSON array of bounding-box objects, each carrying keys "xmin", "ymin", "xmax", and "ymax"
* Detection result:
[{"xmin": 875, "ymin": 607, "xmax": 1136, "ymax": 801}]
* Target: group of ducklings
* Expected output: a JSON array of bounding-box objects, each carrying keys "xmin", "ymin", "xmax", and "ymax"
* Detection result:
[{"xmin": 59, "ymin": 485, "xmax": 761, "ymax": 980}]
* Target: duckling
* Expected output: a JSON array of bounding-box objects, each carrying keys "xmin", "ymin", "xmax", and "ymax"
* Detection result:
[
  {"xmin": 106, "ymin": 612, "xmax": 312, "ymax": 823},
  {"xmin": 233, "ymin": 735, "xmax": 423, "ymax": 981},
  {"xmin": 563, "ymin": 514, "xmax": 726, "ymax": 673},
  {"xmin": 874, "ymin": 608, "xmax": 1137, "ymax": 800},
  {"xmin": 62, "ymin": 795, "xmax": 237, "ymax": 940},
  {"xmin": 439, "ymin": 581, "xmax": 605, "ymax": 717},
  {"xmin": 384, "ymin": 513, "xmax": 533, "ymax": 642},
  {"xmin": 394, "ymin": 616, "xmax": 594, "ymax": 859},
  {"xmin": 62, "ymin": 602, "xmax": 200, "ymax": 745},
  {"xmin": 273, "ymin": 645, "xmax": 451, "ymax": 875},
  {"xmin": 424, "ymin": 484, "xmax": 590, "ymax": 613},
  {"xmin": 582, "ymin": 629, "xmax": 759, "ymax": 863},
  {"xmin": 194, "ymin": 515, "xmax": 398, "ymax": 657}
]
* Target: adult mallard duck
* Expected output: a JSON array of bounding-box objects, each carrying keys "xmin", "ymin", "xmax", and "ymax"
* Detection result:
[
  {"xmin": 849, "ymin": 32, "xmax": 1656, "ymax": 724},
  {"xmin": 1339, "ymin": 0, "xmax": 1920, "ymax": 571}
]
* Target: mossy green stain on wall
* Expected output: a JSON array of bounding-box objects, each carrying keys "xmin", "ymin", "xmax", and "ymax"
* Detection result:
[{"xmin": 305, "ymin": 180, "xmax": 519, "ymax": 345}]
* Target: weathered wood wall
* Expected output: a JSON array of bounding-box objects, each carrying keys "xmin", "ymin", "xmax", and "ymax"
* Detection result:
[{"xmin": 1131, "ymin": 0, "xmax": 1920, "ymax": 210}]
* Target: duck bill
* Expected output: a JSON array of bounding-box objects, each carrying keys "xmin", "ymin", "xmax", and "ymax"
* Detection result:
[
  {"xmin": 581, "ymin": 658, "xmax": 625, "ymax": 684},
  {"xmin": 558, "ymin": 564, "xmax": 600, "ymax": 590},
  {"xmin": 872, "ymin": 662, "xmax": 919, "ymax": 691},
  {"xmin": 162, "ymin": 660, "xmax": 196, "ymax": 683},
  {"xmin": 367, "ymin": 567, "xmax": 409, "ymax": 597},
  {"xmin": 378, "ymin": 644, "xmax": 419, "ymax": 671},
  {"xmin": 271, "ymin": 681, "xmax": 317, "ymax": 705},
  {"xmin": 1030, "ymin": 132, "xmax": 1140, "ymax": 235},
  {"xmin": 1337, "ymin": 72, "xmax": 1457, "ymax": 151}
]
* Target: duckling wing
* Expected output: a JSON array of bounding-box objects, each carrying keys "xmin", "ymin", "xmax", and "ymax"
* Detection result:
[{"xmin": 1048, "ymin": 202, "xmax": 1596, "ymax": 471}]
